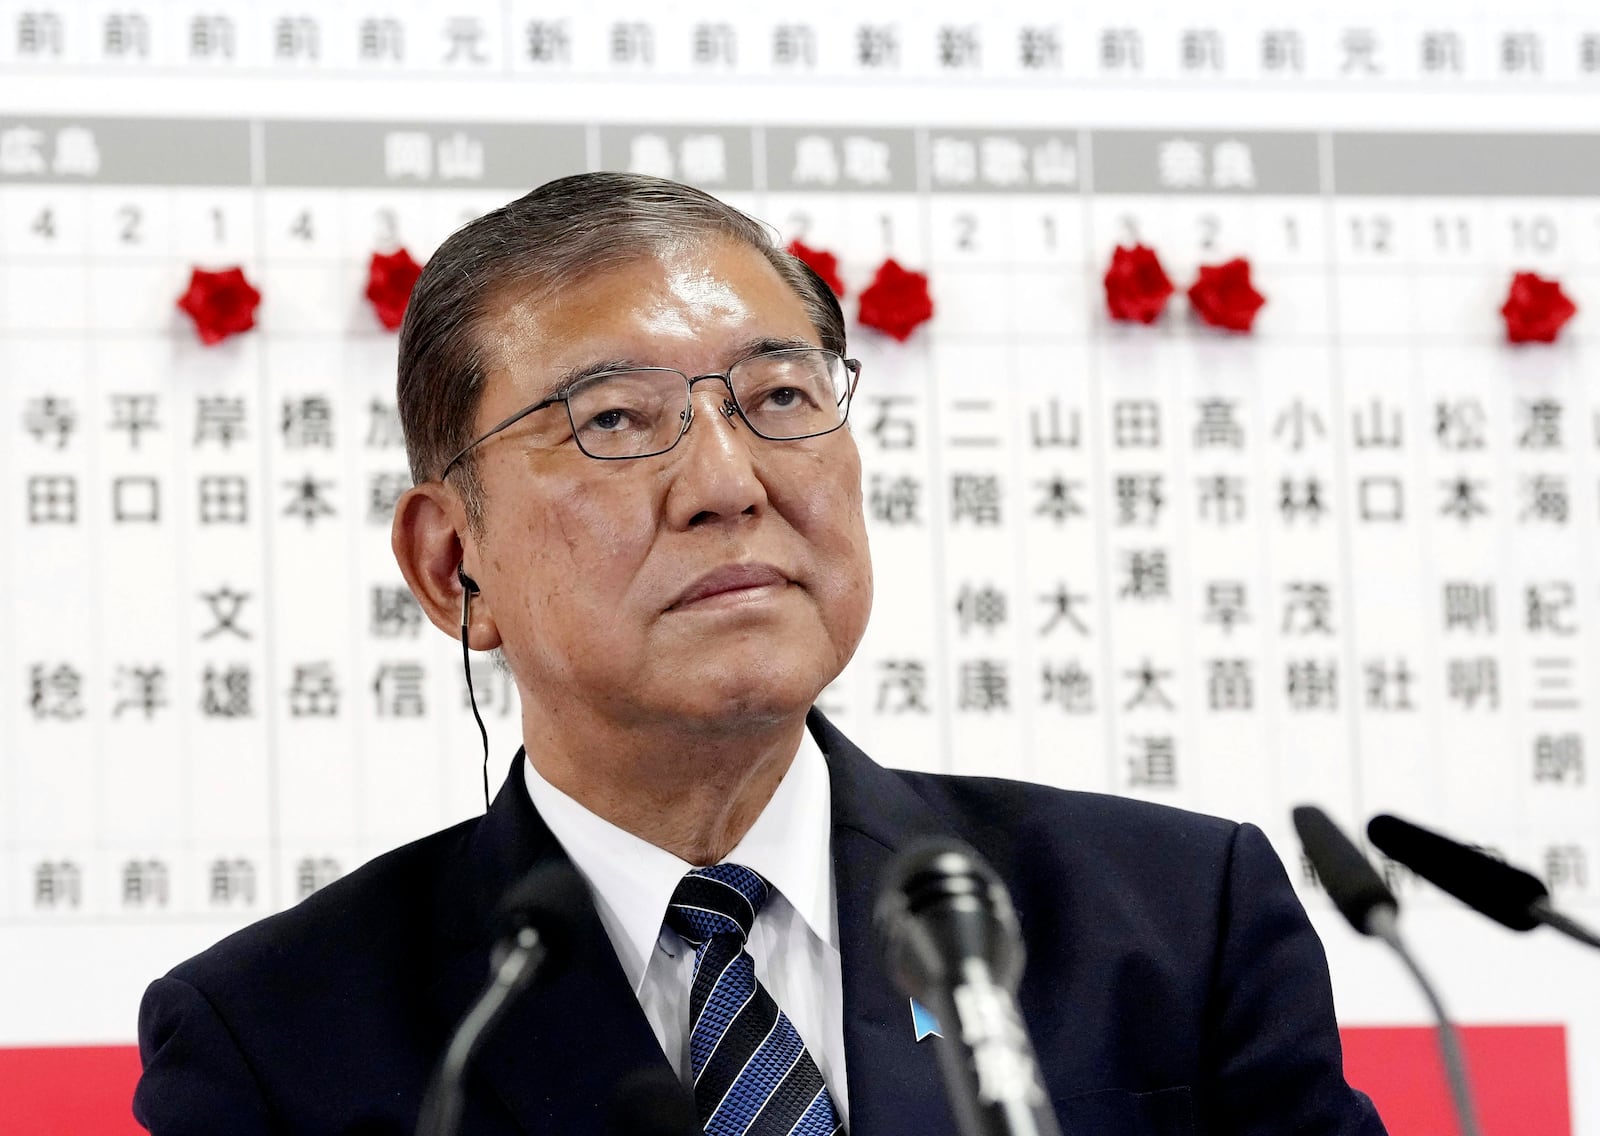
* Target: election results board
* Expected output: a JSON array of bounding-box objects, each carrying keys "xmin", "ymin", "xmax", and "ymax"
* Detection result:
[{"xmin": 1, "ymin": 0, "xmax": 1599, "ymax": 1130}]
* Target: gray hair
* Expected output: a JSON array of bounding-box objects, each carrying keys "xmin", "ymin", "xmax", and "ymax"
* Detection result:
[{"xmin": 396, "ymin": 172, "xmax": 847, "ymax": 525}]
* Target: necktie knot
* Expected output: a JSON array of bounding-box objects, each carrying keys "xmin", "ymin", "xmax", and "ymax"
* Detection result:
[{"xmin": 666, "ymin": 863, "xmax": 770, "ymax": 947}]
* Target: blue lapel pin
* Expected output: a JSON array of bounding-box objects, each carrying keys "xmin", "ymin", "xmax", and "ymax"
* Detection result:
[{"xmin": 910, "ymin": 998, "xmax": 942, "ymax": 1042}]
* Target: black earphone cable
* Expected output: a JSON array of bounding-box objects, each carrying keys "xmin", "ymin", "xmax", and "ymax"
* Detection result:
[{"xmin": 460, "ymin": 588, "xmax": 491, "ymax": 812}]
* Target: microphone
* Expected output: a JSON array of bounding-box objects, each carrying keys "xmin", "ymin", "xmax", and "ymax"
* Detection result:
[
  {"xmin": 1368, "ymin": 813, "xmax": 1600, "ymax": 951},
  {"xmin": 1292, "ymin": 806, "xmax": 1481, "ymax": 1136},
  {"xmin": 874, "ymin": 840, "xmax": 1061, "ymax": 1136},
  {"xmin": 607, "ymin": 1067, "xmax": 701, "ymax": 1136},
  {"xmin": 417, "ymin": 860, "xmax": 588, "ymax": 1136},
  {"xmin": 1292, "ymin": 804, "xmax": 1397, "ymax": 936}
]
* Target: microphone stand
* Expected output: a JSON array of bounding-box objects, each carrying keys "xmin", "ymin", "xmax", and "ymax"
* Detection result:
[
  {"xmin": 416, "ymin": 926, "xmax": 548, "ymax": 1136},
  {"xmin": 1530, "ymin": 898, "xmax": 1600, "ymax": 951},
  {"xmin": 1294, "ymin": 806, "xmax": 1482, "ymax": 1136},
  {"xmin": 1363, "ymin": 907, "xmax": 1480, "ymax": 1136},
  {"xmin": 933, "ymin": 956, "xmax": 1061, "ymax": 1136}
]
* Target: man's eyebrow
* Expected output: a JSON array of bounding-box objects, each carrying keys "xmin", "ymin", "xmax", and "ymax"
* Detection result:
[
  {"xmin": 734, "ymin": 335, "xmax": 821, "ymax": 357},
  {"xmin": 538, "ymin": 337, "xmax": 823, "ymax": 402},
  {"xmin": 539, "ymin": 359, "xmax": 640, "ymax": 403}
]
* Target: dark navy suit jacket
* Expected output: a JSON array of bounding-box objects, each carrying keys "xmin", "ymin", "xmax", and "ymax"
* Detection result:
[{"xmin": 135, "ymin": 711, "xmax": 1385, "ymax": 1134}]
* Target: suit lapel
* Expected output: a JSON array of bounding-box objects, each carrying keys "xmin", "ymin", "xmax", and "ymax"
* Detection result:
[
  {"xmin": 425, "ymin": 720, "xmax": 966, "ymax": 1135},
  {"xmin": 426, "ymin": 751, "xmax": 681, "ymax": 1134},
  {"xmin": 809, "ymin": 710, "xmax": 961, "ymax": 1136}
]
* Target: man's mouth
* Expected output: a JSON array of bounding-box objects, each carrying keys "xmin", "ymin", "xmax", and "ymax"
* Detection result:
[{"xmin": 669, "ymin": 563, "xmax": 790, "ymax": 609}]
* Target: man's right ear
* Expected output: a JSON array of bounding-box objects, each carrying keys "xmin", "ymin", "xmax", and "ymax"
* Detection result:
[{"xmin": 391, "ymin": 482, "xmax": 500, "ymax": 648}]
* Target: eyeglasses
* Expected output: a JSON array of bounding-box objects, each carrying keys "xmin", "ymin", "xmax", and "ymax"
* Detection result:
[{"xmin": 440, "ymin": 347, "xmax": 860, "ymax": 475}]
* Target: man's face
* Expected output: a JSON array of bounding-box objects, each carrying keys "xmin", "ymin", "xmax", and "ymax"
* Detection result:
[{"xmin": 466, "ymin": 238, "xmax": 873, "ymax": 738}]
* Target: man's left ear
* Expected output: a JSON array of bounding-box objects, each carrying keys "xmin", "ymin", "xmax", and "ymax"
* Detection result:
[{"xmin": 391, "ymin": 482, "xmax": 502, "ymax": 648}]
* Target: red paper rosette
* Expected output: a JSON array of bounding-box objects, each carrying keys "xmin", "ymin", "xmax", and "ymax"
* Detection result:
[
  {"xmin": 1500, "ymin": 271, "xmax": 1577, "ymax": 344},
  {"xmin": 1103, "ymin": 244, "xmax": 1174, "ymax": 325},
  {"xmin": 176, "ymin": 266, "xmax": 261, "ymax": 345},
  {"xmin": 366, "ymin": 248, "xmax": 425, "ymax": 332},
  {"xmin": 786, "ymin": 239, "xmax": 846, "ymax": 298},
  {"xmin": 857, "ymin": 258, "xmax": 933, "ymax": 342},
  {"xmin": 1187, "ymin": 257, "xmax": 1267, "ymax": 333}
]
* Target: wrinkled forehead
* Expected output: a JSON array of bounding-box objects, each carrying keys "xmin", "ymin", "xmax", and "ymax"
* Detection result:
[{"xmin": 469, "ymin": 240, "xmax": 818, "ymax": 406}]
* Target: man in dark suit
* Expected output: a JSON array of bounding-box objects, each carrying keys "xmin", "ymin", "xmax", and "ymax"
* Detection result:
[{"xmin": 135, "ymin": 173, "xmax": 1385, "ymax": 1135}]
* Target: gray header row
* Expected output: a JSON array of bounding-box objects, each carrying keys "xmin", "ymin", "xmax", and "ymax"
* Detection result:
[{"xmin": 4, "ymin": 119, "xmax": 1600, "ymax": 197}]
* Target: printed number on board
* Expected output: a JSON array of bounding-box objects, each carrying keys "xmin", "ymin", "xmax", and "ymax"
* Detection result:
[
  {"xmin": 953, "ymin": 212, "xmax": 977, "ymax": 252},
  {"xmin": 118, "ymin": 205, "xmax": 142, "ymax": 244},
  {"xmin": 1510, "ymin": 215, "xmax": 1557, "ymax": 254},
  {"xmin": 1347, "ymin": 214, "xmax": 1393, "ymax": 255},
  {"xmin": 1433, "ymin": 215, "xmax": 1472, "ymax": 254}
]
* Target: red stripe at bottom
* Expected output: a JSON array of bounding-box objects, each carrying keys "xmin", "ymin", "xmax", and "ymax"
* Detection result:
[
  {"xmin": 0, "ymin": 1045, "xmax": 145, "ymax": 1135},
  {"xmin": 0, "ymin": 1025, "xmax": 1574, "ymax": 1135},
  {"xmin": 1342, "ymin": 1025, "xmax": 1571, "ymax": 1136}
]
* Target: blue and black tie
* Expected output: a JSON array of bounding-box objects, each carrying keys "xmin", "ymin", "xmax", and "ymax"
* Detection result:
[{"xmin": 665, "ymin": 864, "xmax": 844, "ymax": 1136}]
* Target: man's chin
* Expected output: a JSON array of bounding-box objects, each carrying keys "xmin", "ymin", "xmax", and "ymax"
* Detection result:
[{"xmin": 649, "ymin": 671, "xmax": 825, "ymax": 735}]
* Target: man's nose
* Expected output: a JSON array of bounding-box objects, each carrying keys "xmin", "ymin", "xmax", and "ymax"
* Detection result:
[
  {"xmin": 666, "ymin": 380, "xmax": 768, "ymax": 527},
  {"xmin": 676, "ymin": 374, "xmax": 742, "ymax": 442}
]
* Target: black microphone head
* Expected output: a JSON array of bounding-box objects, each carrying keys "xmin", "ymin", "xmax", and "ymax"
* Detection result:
[
  {"xmin": 873, "ymin": 839, "xmax": 1024, "ymax": 1008},
  {"xmin": 607, "ymin": 1067, "xmax": 701, "ymax": 1136},
  {"xmin": 1292, "ymin": 805, "xmax": 1397, "ymax": 936},
  {"xmin": 494, "ymin": 860, "xmax": 590, "ymax": 970},
  {"xmin": 1367, "ymin": 813, "xmax": 1548, "ymax": 932}
]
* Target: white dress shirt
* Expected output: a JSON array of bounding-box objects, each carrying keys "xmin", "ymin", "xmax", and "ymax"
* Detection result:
[{"xmin": 523, "ymin": 730, "xmax": 850, "ymax": 1123}]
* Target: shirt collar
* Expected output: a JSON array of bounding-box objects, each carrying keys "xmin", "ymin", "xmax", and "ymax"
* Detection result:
[
  {"xmin": 523, "ymin": 727, "xmax": 836, "ymax": 994},
  {"xmin": 727, "ymin": 727, "xmax": 837, "ymax": 953}
]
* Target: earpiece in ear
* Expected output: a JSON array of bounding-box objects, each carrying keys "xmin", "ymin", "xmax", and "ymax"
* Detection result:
[{"xmin": 457, "ymin": 564, "xmax": 480, "ymax": 594}]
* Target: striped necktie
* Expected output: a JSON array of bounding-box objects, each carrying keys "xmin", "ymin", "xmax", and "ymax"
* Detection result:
[{"xmin": 665, "ymin": 864, "xmax": 844, "ymax": 1136}]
